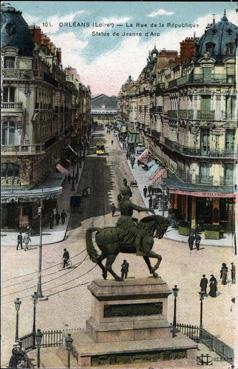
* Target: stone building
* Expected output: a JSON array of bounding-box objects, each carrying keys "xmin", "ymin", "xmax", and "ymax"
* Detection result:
[
  {"xmin": 118, "ymin": 12, "xmax": 237, "ymax": 230},
  {"xmin": 1, "ymin": 4, "xmax": 91, "ymax": 229},
  {"xmin": 91, "ymin": 94, "xmax": 117, "ymax": 127}
]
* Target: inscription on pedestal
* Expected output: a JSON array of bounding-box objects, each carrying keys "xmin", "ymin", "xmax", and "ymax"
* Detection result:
[{"xmin": 104, "ymin": 302, "xmax": 163, "ymax": 318}]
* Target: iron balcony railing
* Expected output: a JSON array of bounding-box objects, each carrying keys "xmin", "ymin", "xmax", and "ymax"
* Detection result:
[
  {"xmin": 2, "ymin": 68, "xmax": 34, "ymax": 79},
  {"xmin": 220, "ymin": 176, "xmax": 234, "ymax": 186},
  {"xmin": 197, "ymin": 110, "xmax": 215, "ymax": 120},
  {"xmin": 1, "ymin": 144, "xmax": 45, "ymax": 154},
  {"xmin": 195, "ymin": 175, "xmax": 213, "ymax": 185},
  {"xmin": 168, "ymin": 74, "xmax": 230, "ymax": 88},
  {"xmin": 1, "ymin": 102, "xmax": 23, "ymax": 110},
  {"xmin": 167, "ymin": 110, "xmax": 193, "ymax": 119}
]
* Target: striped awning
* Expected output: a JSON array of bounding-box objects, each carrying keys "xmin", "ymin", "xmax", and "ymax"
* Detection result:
[
  {"xmin": 150, "ymin": 168, "xmax": 167, "ymax": 184},
  {"xmin": 148, "ymin": 164, "xmax": 160, "ymax": 179},
  {"xmin": 138, "ymin": 149, "xmax": 150, "ymax": 163}
]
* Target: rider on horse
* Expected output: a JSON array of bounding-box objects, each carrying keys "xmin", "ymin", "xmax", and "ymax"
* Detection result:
[{"xmin": 116, "ymin": 185, "xmax": 153, "ymax": 255}]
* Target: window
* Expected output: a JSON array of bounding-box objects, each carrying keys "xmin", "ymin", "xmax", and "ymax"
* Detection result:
[
  {"xmin": 224, "ymin": 164, "xmax": 234, "ymax": 179},
  {"xmin": 226, "ymin": 43, "xmax": 234, "ymax": 55},
  {"xmin": 200, "ymin": 163, "xmax": 210, "ymax": 179},
  {"xmin": 3, "ymin": 87, "xmax": 15, "ymax": 102},
  {"xmin": 2, "ymin": 121, "xmax": 16, "ymax": 145},
  {"xmin": 200, "ymin": 96, "xmax": 211, "ymax": 111},
  {"xmin": 205, "ymin": 42, "xmax": 215, "ymax": 55},
  {"xmin": 4, "ymin": 56, "xmax": 15, "ymax": 68},
  {"xmin": 203, "ymin": 67, "xmax": 212, "ymax": 81},
  {"xmin": 1, "ymin": 163, "xmax": 19, "ymax": 178},
  {"xmin": 225, "ymin": 129, "xmax": 235, "ymax": 151}
]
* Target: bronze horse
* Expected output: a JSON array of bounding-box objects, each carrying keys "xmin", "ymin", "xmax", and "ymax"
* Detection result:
[{"xmin": 86, "ymin": 215, "xmax": 170, "ymax": 281}]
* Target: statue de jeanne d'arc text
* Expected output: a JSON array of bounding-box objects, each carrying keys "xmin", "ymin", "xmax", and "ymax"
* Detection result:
[{"xmin": 86, "ymin": 179, "xmax": 170, "ymax": 281}]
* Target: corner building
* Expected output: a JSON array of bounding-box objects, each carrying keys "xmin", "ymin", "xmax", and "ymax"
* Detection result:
[
  {"xmin": 119, "ymin": 12, "xmax": 237, "ymax": 230},
  {"xmin": 1, "ymin": 4, "xmax": 91, "ymax": 229}
]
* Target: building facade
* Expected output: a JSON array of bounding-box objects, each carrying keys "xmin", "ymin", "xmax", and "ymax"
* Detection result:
[
  {"xmin": 118, "ymin": 12, "xmax": 237, "ymax": 231},
  {"xmin": 1, "ymin": 4, "xmax": 91, "ymax": 229},
  {"xmin": 91, "ymin": 94, "xmax": 117, "ymax": 127}
]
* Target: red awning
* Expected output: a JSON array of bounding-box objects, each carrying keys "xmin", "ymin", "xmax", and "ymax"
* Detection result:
[
  {"xmin": 151, "ymin": 169, "xmax": 167, "ymax": 184},
  {"xmin": 56, "ymin": 163, "xmax": 69, "ymax": 176},
  {"xmin": 138, "ymin": 149, "xmax": 150, "ymax": 163}
]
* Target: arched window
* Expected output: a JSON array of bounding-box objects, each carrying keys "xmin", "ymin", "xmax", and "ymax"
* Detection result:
[
  {"xmin": 226, "ymin": 43, "xmax": 234, "ymax": 55},
  {"xmin": 1, "ymin": 163, "xmax": 19, "ymax": 178},
  {"xmin": 2, "ymin": 121, "xmax": 17, "ymax": 145},
  {"xmin": 205, "ymin": 42, "xmax": 215, "ymax": 55}
]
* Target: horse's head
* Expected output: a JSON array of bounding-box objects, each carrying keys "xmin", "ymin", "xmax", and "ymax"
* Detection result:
[{"xmin": 154, "ymin": 216, "xmax": 170, "ymax": 239}]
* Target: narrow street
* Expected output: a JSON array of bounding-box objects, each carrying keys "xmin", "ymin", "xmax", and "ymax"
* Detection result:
[{"xmin": 1, "ymin": 127, "xmax": 234, "ymax": 368}]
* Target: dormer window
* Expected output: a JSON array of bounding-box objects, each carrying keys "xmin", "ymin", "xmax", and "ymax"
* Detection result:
[
  {"xmin": 205, "ymin": 42, "xmax": 215, "ymax": 55},
  {"xmin": 226, "ymin": 43, "xmax": 234, "ymax": 55},
  {"xmin": 4, "ymin": 56, "xmax": 15, "ymax": 68},
  {"xmin": 227, "ymin": 28, "xmax": 233, "ymax": 35}
]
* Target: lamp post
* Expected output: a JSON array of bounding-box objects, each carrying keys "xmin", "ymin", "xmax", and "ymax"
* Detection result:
[
  {"xmin": 199, "ymin": 290, "xmax": 205, "ymax": 341},
  {"xmin": 35, "ymin": 329, "xmax": 43, "ymax": 368},
  {"xmin": 14, "ymin": 297, "xmax": 21, "ymax": 341},
  {"xmin": 71, "ymin": 160, "xmax": 75, "ymax": 191},
  {"xmin": 36, "ymin": 199, "xmax": 44, "ymax": 298},
  {"xmin": 75, "ymin": 155, "xmax": 79, "ymax": 183},
  {"xmin": 172, "ymin": 285, "xmax": 179, "ymax": 337},
  {"xmin": 32, "ymin": 291, "xmax": 38, "ymax": 348},
  {"xmin": 65, "ymin": 333, "xmax": 73, "ymax": 369}
]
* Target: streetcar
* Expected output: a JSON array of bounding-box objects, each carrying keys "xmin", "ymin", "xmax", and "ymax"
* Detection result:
[{"xmin": 96, "ymin": 141, "xmax": 105, "ymax": 155}]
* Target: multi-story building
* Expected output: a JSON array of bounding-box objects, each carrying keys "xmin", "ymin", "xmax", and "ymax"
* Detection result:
[
  {"xmin": 118, "ymin": 12, "xmax": 237, "ymax": 230},
  {"xmin": 91, "ymin": 94, "xmax": 117, "ymax": 127},
  {"xmin": 1, "ymin": 4, "xmax": 91, "ymax": 229}
]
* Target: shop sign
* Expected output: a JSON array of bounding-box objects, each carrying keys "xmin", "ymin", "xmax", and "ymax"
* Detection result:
[{"xmin": 169, "ymin": 189, "xmax": 234, "ymax": 198}]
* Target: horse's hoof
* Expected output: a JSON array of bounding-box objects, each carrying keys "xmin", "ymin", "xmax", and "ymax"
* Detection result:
[
  {"xmin": 103, "ymin": 272, "xmax": 107, "ymax": 280},
  {"xmin": 152, "ymin": 272, "xmax": 159, "ymax": 278}
]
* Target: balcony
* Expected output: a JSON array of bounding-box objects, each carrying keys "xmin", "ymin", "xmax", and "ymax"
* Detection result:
[
  {"xmin": 2, "ymin": 69, "xmax": 33, "ymax": 80},
  {"xmin": 1, "ymin": 144, "xmax": 45, "ymax": 155},
  {"xmin": 167, "ymin": 74, "xmax": 230, "ymax": 88},
  {"xmin": 197, "ymin": 110, "xmax": 215, "ymax": 120},
  {"xmin": 167, "ymin": 110, "xmax": 193, "ymax": 120},
  {"xmin": 1, "ymin": 102, "xmax": 23, "ymax": 112},
  {"xmin": 195, "ymin": 175, "xmax": 213, "ymax": 185},
  {"xmin": 220, "ymin": 177, "xmax": 234, "ymax": 186}
]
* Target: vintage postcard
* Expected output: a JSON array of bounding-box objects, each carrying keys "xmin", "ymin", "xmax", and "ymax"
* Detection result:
[{"xmin": 1, "ymin": 1, "xmax": 237, "ymax": 368}]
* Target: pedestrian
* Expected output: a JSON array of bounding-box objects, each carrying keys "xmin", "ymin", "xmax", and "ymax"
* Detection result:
[
  {"xmin": 55, "ymin": 211, "xmax": 60, "ymax": 225},
  {"xmin": 68, "ymin": 174, "xmax": 72, "ymax": 184},
  {"xmin": 49, "ymin": 213, "xmax": 54, "ymax": 229},
  {"xmin": 23, "ymin": 234, "xmax": 31, "ymax": 251},
  {"xmin": 121, "ymin": 260, "xmax": 129, "ymax": 280},
  {"xmin": 143, "ymin": 185, "xmax": 148, "ymax": 198},
  {"xmin": 209, "ymin": 274, "xmax": 217, "ymax": 297},
  {"xmin": 26, "ymin": 224, "xmax": 32, "ymax": 236},
  {"xmin": 131, "ymin": 156, "xmax": 135, "ymax": 168},
  {"xmin": 111, "ymin": 202, "xmax": 116, "ymax": 217},
  {"xmin": 63, "ymin": 248, "xmax": 70, "ymax": 268},
  {"xmin": 61, "ymin": 210, "xmax": 67, "ymax": 225},
  {"xmin": 200, "ymin": 274, "xmax": 208, "ymax": 295},
  {"xmin": 220, "ymin": 262, "xmax": 228, "ymax": 285},
  {"xmin": 126, "ymin": 151, "xmax": 130, "ymax": 160},
  {"xmin": 195, "ymin": 233, "xmax": 201, "ymax": 250},
  {"xmin": 148, "ymin": 185, "xmax": 152, "ymax": 196},
  {"xmin": 188, "ymin": 233, "xmax": 195, "ymax": 251},
  {"xmin": 149, "ymin": 195, "xmax": 153, "ymax": 209},
  {"xmin": 111, "ymin": 140, "xmax": 114, "ymax": 145},
  {"xmin": 231, "ymin": 262, "xmax": 236, "ymax": 284},
  {"xmin": 16, "ymin": 232, "xmax": 23, "ymax": 250}
]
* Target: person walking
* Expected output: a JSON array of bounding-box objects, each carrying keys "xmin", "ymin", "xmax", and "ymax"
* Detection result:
[
  {"xmin": 63, "ymin": 248, "xmax": 70, "ymax": 268},
  {"xmin": 61, "ymin": 210, "xmax": 67, "ymax": 225},
  {"xmin": 23, "ymin": 233, "xmax": 31, "ymax": 251},
  {"xmin": 111, "ymin": 203, "xmax": 116, "ymax": 217},
  {"xmin": 121, "ymin": 260, "xmax": 129, "ymax": 280},
  {"xmin": 143, "ymin": 185, "xmax": 148, "ymax": 198},
  {"xmin": 55, "ymin": 211, "xmax": 60, "ymax": 226},
  {"xmin": 200, "ymin": 274, "xmax": 208, "ymax": 295},
  {"xmin": 148, "ymin": 185, "xmax": 152, "ymax": 196},
  {"xmin": 231, "ymin": 262, "xmax": 236, "ymax": 284},
  {"xmin": 209, "ymin": 275, "xmax": 217, "ymax": 297},
  {"xmin": 149, "ymin": 195, "xmax": 153, "ymax": 209},
  {"xmin": 111, "ymin": 140, "xmax": 114, "ymax": 145},
  {"xmin": 49, "ymin": 213, "xmax": 54, "ymax": 229},
  {"xmin": 195, "ymin": 233, "xmax": 201, "ymax": 250},
  {"xmin": 220, "ymin": 262, "xmax": 228, "ymax": 285},
  {"xmin": 188, "ymin": 233, "xmax": 195, "ymax": 251},
  {"xmin": 16, "ymin": 232, "xmax": 23, "ymax": 250}
]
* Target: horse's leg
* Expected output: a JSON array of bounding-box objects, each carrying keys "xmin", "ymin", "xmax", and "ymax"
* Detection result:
[
  {"xmin": 143, "ymin": 256, "xmax": 153, "ymax": 274},
  {"xmin": 97, "ymin": 254, "xmax": 107, "ymax": 279},
  {"xmin": 147, "ymin": 250, "xmax": 162, "ymax": 278},
  {"xmin": 105, "ymin": 253, "xmax": 121, "ymax": 281}
]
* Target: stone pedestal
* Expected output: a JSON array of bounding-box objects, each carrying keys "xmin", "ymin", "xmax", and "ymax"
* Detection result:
[{"xmin": 74, "ymin": 278, "xmax": 198, "ymax": 366}]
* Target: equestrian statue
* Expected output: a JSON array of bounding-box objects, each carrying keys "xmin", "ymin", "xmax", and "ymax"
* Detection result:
[{"xmin": 86, "ymin": 179, "xmax": 170, "ymax": 281}]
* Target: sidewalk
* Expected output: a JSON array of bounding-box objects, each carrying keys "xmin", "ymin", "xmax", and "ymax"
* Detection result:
[
  {"xmin": 1, "ymin": 162, "xmax": 85, "ymax": 247},
  {"xmin": 114, "ymin": 134, "xmax": 233, "ymax": 248}
]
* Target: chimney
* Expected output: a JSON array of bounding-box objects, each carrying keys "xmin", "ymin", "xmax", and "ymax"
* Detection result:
[
  {"xmin": 56, "ymin": 48, "xmax": 62, "ymax": 63},
  {"xmin": 30, "ymin": 26, "xmax": 43, "ymax": 45}
]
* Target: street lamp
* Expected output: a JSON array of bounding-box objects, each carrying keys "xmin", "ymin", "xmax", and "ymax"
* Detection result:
[
  {"xmin": 36, "ymin": 199, "xmax": 44, "ymax": 298},
  {"xmin": 32, "ymin": 291, "xmax": 38, "ymax": 348},
  {"xmin": 14, "ymin": 297, "xmax": 21, "ymax": 341},
  {"xmin": 75, "ymin": 155, "xmax": 79, "ymax": 183},
  {"xmin": 35, "ymin": 329, "xmax": 43, "ymax": 368},
  {"xmin": 65, "ymin": 333, "xmax": 73, "ymax": 369},
  {"xmin": 199, "ymin": 290, "xmax": 206, "ymax": 341},
  {"xmin": 172, "ymin": 285, "xmax": 179, "ymax": 337}
]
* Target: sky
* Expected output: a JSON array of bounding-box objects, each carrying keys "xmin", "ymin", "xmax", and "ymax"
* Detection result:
[{"xmin": 9, "ymin": 1, "xmax": 238, "ymax": 96}]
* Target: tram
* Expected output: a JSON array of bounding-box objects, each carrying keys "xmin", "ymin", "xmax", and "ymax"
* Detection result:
[{"xmin": 96, "ymin": 141, "xmax": 105, "ymax": 155}]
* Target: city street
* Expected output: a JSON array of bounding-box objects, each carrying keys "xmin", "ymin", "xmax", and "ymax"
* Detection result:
[{"xmin": 1, "ymin": 127, "xmax": 235, "ymax": 367}]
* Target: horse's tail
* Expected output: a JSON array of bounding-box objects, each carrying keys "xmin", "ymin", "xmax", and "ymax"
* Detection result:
[{"xmin": 86, "ymin": 227, "xmax": 101, "ymax": 263}]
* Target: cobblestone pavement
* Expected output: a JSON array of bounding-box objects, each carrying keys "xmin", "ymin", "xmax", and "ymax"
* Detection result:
[{"xmin": 1, "ymin": 128, "xmax": 237, "ymax": 368}]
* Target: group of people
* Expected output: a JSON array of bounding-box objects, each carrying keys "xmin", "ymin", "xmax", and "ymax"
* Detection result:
[
  {"xmin": 8, "ymin": 342, "xmax": 29, "ymax": 368},
  {"xmin": 16, "ymin": 232, "xmax": 31, "ymax": 251},
  {"xmin": 188, "ymin": 230, "xmax": 201, "ymax": 251},
  {"xmin": 49, "ymin": 209, "xmax": 67, "ymax": 229},
  {"xmin": 126, "ymin": 152, "xmax": 136, "ymax": 168},
  {"xmin": 200, "ymin": 262, "xmax": 236, "ymax": 298}
]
